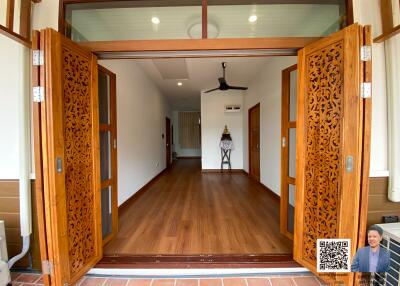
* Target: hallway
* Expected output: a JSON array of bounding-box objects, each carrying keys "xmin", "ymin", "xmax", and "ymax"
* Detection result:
[{"xmin": 104, "ymin": 159, "xmax": 292, "ymax": 255}]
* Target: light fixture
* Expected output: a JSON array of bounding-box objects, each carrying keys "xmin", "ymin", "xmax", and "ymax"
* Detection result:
[
  {"xmin": 151, "ymin": 17, "xmax": 160, "ymax": 24},
  {"xmin": 177, "ymin": 82, "xmax": 183, "ymax": 86},
  {"xmin": 248, "ymin": 15, "xmax": 257, "ymax": 23},
  {"xmin": 187, "ymin": 21, "xmax": 219, "ymax": 39}
]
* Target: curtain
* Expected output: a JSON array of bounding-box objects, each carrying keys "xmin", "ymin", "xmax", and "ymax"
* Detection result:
[{"xmin": 179, "ymin": 112, "xmax": 201, "ymax": 149}]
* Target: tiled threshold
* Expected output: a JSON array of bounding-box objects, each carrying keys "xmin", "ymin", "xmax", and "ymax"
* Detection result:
[{"xmin": 11, "ymin": 272, "xmax": 329, "ymax": 286}]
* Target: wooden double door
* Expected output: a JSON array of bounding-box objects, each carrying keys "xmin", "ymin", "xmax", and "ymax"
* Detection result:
[{"xmin": 33, "ymin": 24, "xmax": 371, "ymax": 286}]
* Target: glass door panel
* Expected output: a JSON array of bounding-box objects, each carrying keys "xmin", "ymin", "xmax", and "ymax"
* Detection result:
[
  {"xmin": 99, "ymin": 72, "xmax": 111, "ymax": 125},
  {"xmin": 287, "ymin": 184, "xmax": 296, "ymax": 234},
  {"xmin": 280, "ymin": 64, "xmax": 297, "ymax": 240},
  {"xmin": 100, "ymin": 131, "xmax": 112, "ymax": 181},
  {"xmin": 98, "ymin": 65, "xmax": 118, "ymax": 245},
  {"xmin": 101, "ymin": 186, "xmax": 113, "ymax": 238},
  {"xmin": 289, "ymin": 70, "xmax": 298, "ymax": 121},
  {"xmin": 289, "ymin": 128, "xmax": 296, "ymax": 178}
]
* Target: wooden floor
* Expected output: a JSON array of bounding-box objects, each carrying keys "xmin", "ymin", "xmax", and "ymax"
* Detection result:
[{"xmin": 104, "ymin": 159, "xmax": 292, "ymax": 255}]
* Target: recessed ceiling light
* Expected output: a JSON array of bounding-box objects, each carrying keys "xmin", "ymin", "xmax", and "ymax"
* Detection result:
[
  {"xmin": 177, "ymin": 82, "xmax": 183, "ymax": 86},
  {"xmin": 248, "ymin": 15, "xmax": 257, "ymax": 23},
  {"xmin": 151, "ymin": 17, "xmax": 160, "ymax": 24}
]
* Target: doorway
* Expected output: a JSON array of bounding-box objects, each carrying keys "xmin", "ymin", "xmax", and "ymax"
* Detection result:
[
  {"xmin": 249, "ymin": 103, "xmax": 260, "ymax": 181},
  {"xmin": 32, "ymin": 23, "xmax": 371, "ymax": 286}
]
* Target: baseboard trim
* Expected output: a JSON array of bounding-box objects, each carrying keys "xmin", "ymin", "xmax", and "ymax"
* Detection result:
[
  {"xmin": 259, "ymin": 183, "xmax": 280, "ymax": 202},
  {"xmin": 118, "ymin": 168, "xmax": 168, "ymax": 213},
  {"xmin": 240, "ymin": 172, "xmax": 280, "ymax": 202},
  {"xmin": 202, "ymin": 169, "xmax": 246, "ymax": 173},
  {"xmin": 177, "ymin": 156, "xmax": 201, "ymax": 159}
]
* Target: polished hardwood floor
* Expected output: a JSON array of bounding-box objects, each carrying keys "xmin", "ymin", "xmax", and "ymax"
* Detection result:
[{"xmin": 104, "ymin": 159, "xmax": 292, "ymax": 255}]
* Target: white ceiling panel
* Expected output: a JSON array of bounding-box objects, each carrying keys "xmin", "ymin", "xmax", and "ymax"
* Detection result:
[
  {"xmin": 152, "ymin": 59, "xmax": 189, "ymax": 79},
  {"xmin": 129, "ymin": 57, "xmax": 278, "ymax": 110}
]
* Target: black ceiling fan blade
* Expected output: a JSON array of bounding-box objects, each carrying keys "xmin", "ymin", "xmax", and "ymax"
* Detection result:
[
  {"xmin": 204, "ymin": 87, "xmax": 221, "ymax": 93},
  {"xmin": 228, "ymin": 86, "xmax": 248, "ymax": 90}
]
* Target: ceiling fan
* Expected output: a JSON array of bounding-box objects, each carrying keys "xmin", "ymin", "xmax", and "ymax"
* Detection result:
[{"xmin": 204, "ymin": 62, "xmax": 248, "ymax": 93}]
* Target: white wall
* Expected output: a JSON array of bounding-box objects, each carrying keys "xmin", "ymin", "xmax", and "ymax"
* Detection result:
[
  {"xmin": 171, "ymin": 111, "xmax": 202, "ymax": 158},
  {"xmin": 0, "ymin": 1, "xmax": 7, "ymax": 27},
  {"xmin": 353, "ymin": 0, "xmax": 389, "ymax": 177},
  {"xmin": 243, "ymin": 57, "xmax": 297, "ymax": 197},
  {"xmin": 0, "ymin": 34, "xmax": 30, "ymax": 179},
  {"xmin": 32, "ymin": 0, "xmax": 59, "ymax": 30},
  {"xmin": 201, "ymin": 92, "xmax": 243, "ymax": 170},
  {"xmin": 99, "ymin": 60, "xmax": 171, "ymax": 206}
]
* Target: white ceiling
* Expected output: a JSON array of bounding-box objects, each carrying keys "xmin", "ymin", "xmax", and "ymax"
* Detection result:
[
  {"xmin": 70, "ymin": 4, "xmax": 340, "ymax": 41},
  {"xmin": 124, "ymin": 57, "xmax": 274, "ymax": 110}
]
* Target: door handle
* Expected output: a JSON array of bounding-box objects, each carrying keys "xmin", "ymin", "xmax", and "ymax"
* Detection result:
[
  {"xmin": 113, "ymin": 139, "xmax": 117, "ymax": 149},
  {"xmin": 56, "ymin": 157, "xmax": 62, "ymax": 173},
  {"xmin": 346, "ymin": 156, "xmax": 353, "ymax": 172},
  {"xmin": 282, "ymin": 137, "xmax": 286, "ymax": 147}
]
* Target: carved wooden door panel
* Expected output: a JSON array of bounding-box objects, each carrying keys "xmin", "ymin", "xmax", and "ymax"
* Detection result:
[
  {"xmin": 39, "ymin": 28, "xmax": 102, "ymax": 285},
  {"xmin": 294, "ymin": 23, "xmax": 371, "ymax": 286}
]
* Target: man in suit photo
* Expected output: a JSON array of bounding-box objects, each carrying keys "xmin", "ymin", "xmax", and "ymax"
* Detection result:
[{"xmin": 351, "ymin": 225, "xmax": 390, "ymax": 272}]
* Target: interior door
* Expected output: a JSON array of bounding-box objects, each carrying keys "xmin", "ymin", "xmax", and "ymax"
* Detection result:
[
  {"xmin": 249, "ymin": 103, "xmax": 260, "ymax": 181},
  {"xmin": 38, "ymin": 28, "xmax": 102, "ymax": 285},
  {"xmin": 98, "ymin": 65, "xmax": 118, "ymax": 246},
  {"xmin": 294, "ymin": 23, "xmax": 371, "ymax": 286},
  {"xmin": 166, "ymin": 117, "xmax": 171, "ymax": 168},
  {"xmin": 280, "ymin": 64, "xmax": 297, "ymax": 240}
]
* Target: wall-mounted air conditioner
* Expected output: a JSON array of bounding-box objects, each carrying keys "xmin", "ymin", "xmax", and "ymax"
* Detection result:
[
  {"xmin": 0, "ymin": 220, "xmax": 11, "ymax": 285},
  {"xmin": 224, "ymin": 105, "xmax": 241, "ymax": 113},
  {"xmin": 372, "ymin": 223, "xmax": 400, "ymax": 286}
]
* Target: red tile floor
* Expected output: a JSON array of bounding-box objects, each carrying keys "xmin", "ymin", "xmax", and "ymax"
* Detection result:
[{"xmin": 11, "ymin": 273, "xmax": 329, "ymax": 286}]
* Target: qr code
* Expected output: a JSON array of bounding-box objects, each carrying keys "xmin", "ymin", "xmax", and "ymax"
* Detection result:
[{"xmin": 317, "ymin": 239, "xmax": 350, "ymax": 272}]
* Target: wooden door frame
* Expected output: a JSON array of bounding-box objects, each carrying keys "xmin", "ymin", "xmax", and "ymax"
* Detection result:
[
  {"xmin": 31, "ymin": 12, "xmax": 368, "ymax": 276},
  {"xmin": 166, "ymin": 117, "xmax": 171, "ymax": 168},
  {"xmin": 354, "ymin": 25, "xmax": 372, "ymax": 286},
  {"xmin": 248, "ymin": 103, "xmax": 260, "ymax": 181},
  {"xmin": 98, "ymin": 64, "xmax": 119, "ymax": 246},
  {"xmin": 31, "ymin": 30, "xmax": 51, "ymax": 286},
  {"xmin": 280, "ymin": 63, "xmax": 297, "ymax": 241}
]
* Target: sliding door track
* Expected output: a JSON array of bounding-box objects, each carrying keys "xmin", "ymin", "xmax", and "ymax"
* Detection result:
[{"xmin": 96, "ymin": 254, "xmax": 298, "ymax": 268}]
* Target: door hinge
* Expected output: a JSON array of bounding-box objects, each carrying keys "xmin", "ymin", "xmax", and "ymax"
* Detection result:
[
  {"xmin": 42, "ymin": 260, "xmax": 53, "ymax": 275},
  {"xmin": 360, "ymin": 45, "xmax": 372, "ymax": 61},
  {"xmin": 32, "ymin": 50, "xmax": 44, "ymax": 66},
  {"xmin": 33, "ymin": 86, "xmax": 45, "ymax": 102},
  {"xmin": 360, "ymin": 82, "xmax": 372, "ymax": 99}
]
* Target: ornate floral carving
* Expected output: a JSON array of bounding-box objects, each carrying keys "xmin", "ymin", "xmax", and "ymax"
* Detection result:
[
  {"xmin": 62, "ymin": 46, "xmax": 95, "ymax": 274},
  {"xmin": 302, "ymin": 41, "xmax": 344, "ymax": 265}
]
